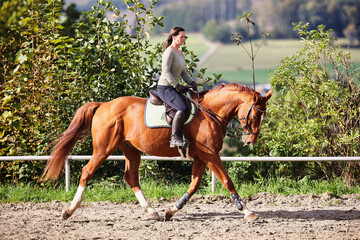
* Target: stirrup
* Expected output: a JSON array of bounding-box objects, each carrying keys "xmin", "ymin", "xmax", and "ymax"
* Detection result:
[{"xmin": 169, "ymin": 135, "xmax": 183, "ymax": 148}]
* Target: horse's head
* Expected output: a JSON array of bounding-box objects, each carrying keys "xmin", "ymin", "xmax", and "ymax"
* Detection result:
[{"xmin": 238, "ymin": 89, "xmax": 272, "ymax": 145}]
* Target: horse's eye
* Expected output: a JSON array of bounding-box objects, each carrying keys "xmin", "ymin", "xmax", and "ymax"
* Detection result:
[{"xmin": 252, "ymin": 114, "xmax": 257, "ymax": 119}]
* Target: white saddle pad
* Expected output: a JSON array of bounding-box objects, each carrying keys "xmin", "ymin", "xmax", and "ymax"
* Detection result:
[{"xmin": 144, "ymin": 92, "xmax": 196, "ymax": 128}]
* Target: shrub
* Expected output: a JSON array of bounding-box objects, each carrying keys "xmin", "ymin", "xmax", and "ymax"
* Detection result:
[{"xmin": 258, "ymin": 23, "xmax": 360, "ymax": 185}]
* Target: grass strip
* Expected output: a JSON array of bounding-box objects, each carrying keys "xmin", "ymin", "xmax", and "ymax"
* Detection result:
[{"xmin": 1, "ymin": 177, "xmax": 359, "ymax": 203}]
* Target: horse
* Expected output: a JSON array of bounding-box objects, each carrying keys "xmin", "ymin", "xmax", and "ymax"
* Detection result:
[{"xmin": 42, "ymin": 83, "xmax": 272, "ymax": 222}]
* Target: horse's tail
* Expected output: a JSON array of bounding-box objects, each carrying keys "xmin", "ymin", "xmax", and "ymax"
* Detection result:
[{"xmin": 42, "ymin": 102, "xmax": 102, "ymax": 181}]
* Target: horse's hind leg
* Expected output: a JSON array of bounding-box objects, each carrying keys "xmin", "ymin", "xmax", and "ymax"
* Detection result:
[
  {"xmin": 62, "ymin": 150, "xmax": 109, "ymax": 220},
  {"xmin": 62, "ymin": 185, "xmax": 85, "ymax": 220},
  {"xmin": 62, "ymin": 121, "xmax": 121, "ymax": 220},
  {"xmin": 122, "ymin": 143, "xmax": 161, "ymax": 221}
]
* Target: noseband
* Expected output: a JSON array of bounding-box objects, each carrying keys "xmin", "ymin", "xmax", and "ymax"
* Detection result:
[{"xmin": 239, "ymin": 103, "xmax": 266, "ymax": 136}]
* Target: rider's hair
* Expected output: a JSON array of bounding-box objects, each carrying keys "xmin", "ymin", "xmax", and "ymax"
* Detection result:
[{"xmin": 163, "ymin": 26, "xmax": 185, "ymax": 52}]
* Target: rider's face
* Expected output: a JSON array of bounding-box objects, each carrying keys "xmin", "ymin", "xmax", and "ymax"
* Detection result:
[{"xmin": 173, "ymin": 31, "xmax": 186, "ymax": 47}]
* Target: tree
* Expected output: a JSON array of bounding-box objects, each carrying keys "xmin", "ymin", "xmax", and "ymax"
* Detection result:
[
  {"xmin": 1, "ymin": 0, "xmax": 71, "ymax": 156},
  {"xmin": 0, "ymin": 0, "xmax": 32, "ymax": 84},
  {"xmin": 341, "ymin": 0, "xmax": 360, "ymax": 42},
  {"xmin": 70, "ymin": 0, "xmax": 164, "ymax": 103},
  {"xmin": 0, "ymin": 0, "xmax": 75, "ymax": 183}
]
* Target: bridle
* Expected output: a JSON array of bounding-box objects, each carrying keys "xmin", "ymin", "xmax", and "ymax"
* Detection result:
[
  {"xmin": 238, "ymin": 103, "xmax": 266, "ymax": 136},
  {"xmin": 184, "ymin": 91, "xmax": 266, "ymax": 138}
]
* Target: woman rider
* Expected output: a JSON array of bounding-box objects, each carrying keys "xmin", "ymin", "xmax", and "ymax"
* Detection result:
[{"xmin": 157, "ymin": 26, "xmax": 198, "ymax": 148}]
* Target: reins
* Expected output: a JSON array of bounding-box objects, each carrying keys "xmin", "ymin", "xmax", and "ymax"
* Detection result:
[
  {"xmin": 184, "ymin": 90, "xmax": 266, "ymax": 138},
  {"xmin": 184, "ymin": 91, "xmax": 232, "ymax": 128}
]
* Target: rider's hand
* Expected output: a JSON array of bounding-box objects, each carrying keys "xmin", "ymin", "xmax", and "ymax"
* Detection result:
[{"xmin": 175, "ymin": 84, "xmax": 188, "ymax": 94}]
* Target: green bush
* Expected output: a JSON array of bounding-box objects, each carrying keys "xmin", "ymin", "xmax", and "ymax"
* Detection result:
[{"xmin": 258, "ymin": 23, "xmax": 360, "ymax": 185}]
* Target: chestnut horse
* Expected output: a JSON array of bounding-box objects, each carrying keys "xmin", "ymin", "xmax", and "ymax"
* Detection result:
[{"xmin": 42, "ymin": 83, "xmax": 272, "ymax": 222}]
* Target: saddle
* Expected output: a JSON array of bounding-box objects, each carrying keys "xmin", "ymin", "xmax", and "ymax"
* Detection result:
[
  {"xmin": 149, "ymin": 90, "xmax": 176, "ymax": 125},
  {"xmin": 145, "ymin": 90, "xmax": 196, "ymax": 130},
  {"xmin": 149, "ymin": 90, "xmax": 192, "ymax": 126}
]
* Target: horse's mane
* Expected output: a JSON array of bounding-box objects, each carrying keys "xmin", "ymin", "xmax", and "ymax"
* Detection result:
[
  {"xmin": 194, "ymin": 83, "xmax": 257, "ymax": 100},
  {"xmin": 208, "ymin": 83, "xmax": 257, "ymax": 94}
]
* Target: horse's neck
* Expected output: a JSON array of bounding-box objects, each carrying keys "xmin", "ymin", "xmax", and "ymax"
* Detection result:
[{"xmin": 203, "ymin": 91, "xmax": 253, "ymax": 121}]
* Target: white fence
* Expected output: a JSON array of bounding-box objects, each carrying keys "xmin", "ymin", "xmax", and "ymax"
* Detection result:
[{"xmin": 1, "ymin": 156, "xmax": 360, "ymax": 193}]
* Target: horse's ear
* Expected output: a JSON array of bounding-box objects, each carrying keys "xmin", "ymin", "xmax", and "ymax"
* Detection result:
[
  {"xmin": 265, "ymin": 89, "xmax": 272, "ymax": 101},
  {"xmin": 253, "ymin": 93, "xmax": 259, "ymax": 103}
]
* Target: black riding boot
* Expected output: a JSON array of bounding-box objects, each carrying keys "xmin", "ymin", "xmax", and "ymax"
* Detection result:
[{"xmin": 170, "ymin": 110, "xmax": 186, "ymax": 147}]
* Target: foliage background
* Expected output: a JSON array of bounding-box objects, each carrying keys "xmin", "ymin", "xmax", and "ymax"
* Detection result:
[{"xmin": 0, "ymin": 0, "xmax": 219, "ymax": 185}]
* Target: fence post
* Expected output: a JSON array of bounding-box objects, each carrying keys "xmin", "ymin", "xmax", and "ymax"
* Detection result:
[
  {"xmin": 65, "ymin": 158, "xmax": 70, "ymax": 192},
  {"xmin": 212, "ymin": 171, "xmax": 216, "ymax": 192}
]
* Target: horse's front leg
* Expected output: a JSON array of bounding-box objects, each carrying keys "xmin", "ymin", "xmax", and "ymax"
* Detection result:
[
  {"xmin": 207, "ymin": 156, "xmax": 258, "ymax": 222},
  {"xmin": 165, "ymin": 158, "xmax": 207, "ymax": 221}
]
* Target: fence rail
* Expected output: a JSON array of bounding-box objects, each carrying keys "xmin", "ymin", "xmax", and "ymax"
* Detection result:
[{"xmin": 1, "ymin": 156, "xmax": 360, "ymax": 192}]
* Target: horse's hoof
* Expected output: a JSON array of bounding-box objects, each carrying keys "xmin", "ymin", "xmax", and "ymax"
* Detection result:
[
  {"xmin": 244, "ymin": 213, "xmax": 258, "ymax": 222},
  {"xmin": 164, "ymin": 208, "xmax": 174, "ymax": 221},
  {"xmin": 148, "ymin": 211, "xmax": 161, "ymax": 221},
  {"xmin": 62, "ymin": 209, "xmax": 71, "ymax": 220}
]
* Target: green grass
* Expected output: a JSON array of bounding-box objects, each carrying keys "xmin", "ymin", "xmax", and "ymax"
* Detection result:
[
  {"xmin": 207, "ymin": 69, "xmax": 272, "ymax": 84},
  {"xmin": 212, "ymin": 177, "xmax": 360, "ymax": 198},
  {"xmin": 201, "ymin": 39, "xmax": 301, "ymax": 71},
  {"xmin": 190, "ymin": 37, "xmax": 360, "ymax": 83},
  {"xmin": 183, "ymin": 33, "xmax": 210, "ymax": 57},
  {"xmin": 199, "ymin": 39, "xmax": 301, "ymax": 83},
  {"xmin": 1, "ymin": 177, "xmax": 359, "ymax": 203}
]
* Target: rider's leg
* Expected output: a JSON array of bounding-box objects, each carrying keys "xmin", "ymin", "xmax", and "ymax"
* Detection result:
[{"xmin": 170, "ymin": 110, "xmax": 186, "ymax": 147}]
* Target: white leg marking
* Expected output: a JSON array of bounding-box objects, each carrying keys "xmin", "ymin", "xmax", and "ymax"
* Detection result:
[
  {"xmin": 242, "ymin": 208, "xmax": 253, "ymax": 216},
  {"xmin": 240, "ymin": 201, "xmax": 253, "ymax": 217},
  {"xmin": 135, "ymin": 190, "xmax": 149, "ymax": 208},
  {"xmin": 135, "ymin": 190, "xmax": 157, "ymax": 215},
  {"xmin": 69, "ymin": 185, "xmax": 85, "ymax": 211}
]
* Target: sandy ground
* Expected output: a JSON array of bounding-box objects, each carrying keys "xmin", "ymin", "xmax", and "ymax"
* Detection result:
[{"xmin": 1, "ymin": 193, "xmax": 360, "ymax": 240}]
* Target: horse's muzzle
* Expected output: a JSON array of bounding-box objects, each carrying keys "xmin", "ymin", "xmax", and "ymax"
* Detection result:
[{"xmin": 242, "ymin": 135, "xmax": 256, "ymax": 146}]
